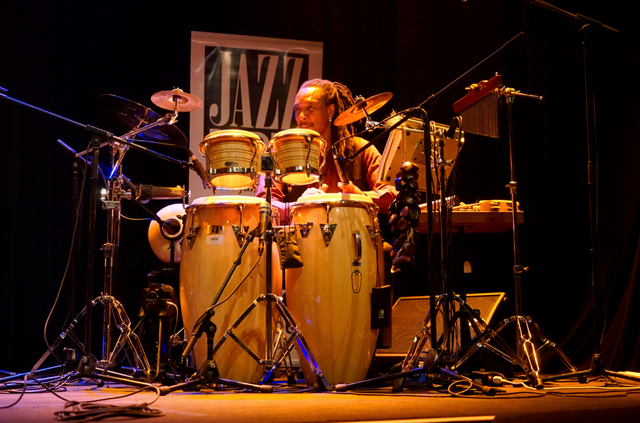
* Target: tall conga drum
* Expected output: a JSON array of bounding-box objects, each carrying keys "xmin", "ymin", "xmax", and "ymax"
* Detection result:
[
  {"xmin": 179, "ymin": 196, "xmax": 279, "ymax": 384},
  {"xmin": 285, "ymin": 193, "xmax": 383, "ymax": 386}
]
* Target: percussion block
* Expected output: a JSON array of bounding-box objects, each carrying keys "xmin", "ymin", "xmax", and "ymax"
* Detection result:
[{"xmin": 374, "ymin": 292, "xmax": 511, "ymax": 368}]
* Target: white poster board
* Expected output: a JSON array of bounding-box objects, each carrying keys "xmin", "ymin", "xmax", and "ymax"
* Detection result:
[{"xmin": 189, "ymin": 31, "xmax": 323, "ymax": 201}]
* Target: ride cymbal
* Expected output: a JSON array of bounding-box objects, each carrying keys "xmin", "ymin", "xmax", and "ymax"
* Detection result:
[
  {"xmin": 151, "ymin": 88, "xmax": 203, "ymax": 112},
  {"xmin": 334, "ymin": 92, "xmax": 393, "ymax": 126},
  {"xmin": 98, "ymin": 94, "xmax": 188, "ymax": 146}
]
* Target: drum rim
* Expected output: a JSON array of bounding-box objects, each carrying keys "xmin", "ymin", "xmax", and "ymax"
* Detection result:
[
  {"xmin": 199, "ymin": 130, "xmax": 267, "ymax": 154},
  {"xmin": 274, "ymin": 166, "xmax": 320, "ymax": 178},
  {"xmin": 189, "ymin": 195, "xmax": 269, "ymax": 208},
  {"xmin": 270, "ymin": 128, "xmax": 326, "ymax": 148},
  {"xmin": 295, "ymin": 193, "xmax": 373, "ymax": 204},
  {"xmin": 210, "ymin": 166, "xmax": 259, "ymax": 176}
]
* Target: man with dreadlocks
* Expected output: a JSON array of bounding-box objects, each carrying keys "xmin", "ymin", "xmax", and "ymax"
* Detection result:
[
  {"xmin": 256, "ymin": 78, "xmax": 397, "ymax": 221},
  {"xmin": 258, "ymin": 78, "xmax": 396, "ymax": 354}
]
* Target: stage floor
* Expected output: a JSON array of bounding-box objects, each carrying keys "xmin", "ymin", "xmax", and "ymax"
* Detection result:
[{"xmin": 2, "ymin": 372, "xmax": 640, "ymax": 423}]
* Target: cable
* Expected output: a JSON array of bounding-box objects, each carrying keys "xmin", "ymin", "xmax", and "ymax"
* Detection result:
[{"xmin": 40, "ymin": 154, "xmax": 90, "ymax": 364}]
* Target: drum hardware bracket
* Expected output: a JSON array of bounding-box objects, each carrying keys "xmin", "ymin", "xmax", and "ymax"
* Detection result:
[
  {"xmin": 295, "ymin": 222, "xmax": 313, "ymax": 238},
  {"xmin": 100, "ymin": 188, "xmax": 121, "ymax": 210},
  {"xmin": 366, "ymin": 224, "xmax": 378, "ymax": 246},
  {"xmin": 100, "ymin": 242, "xmax": 114, "ymax": 258},
  {"xmin": 186, "ymin": 226, "xmax": 199, "ymax": 247},
  {"xmin": 232, "ymin": 225, "xmax": 250, "ymax": 248},
  {"xmin": 320, "ymin": 223, "xmax": 337, "ymax": 246}
]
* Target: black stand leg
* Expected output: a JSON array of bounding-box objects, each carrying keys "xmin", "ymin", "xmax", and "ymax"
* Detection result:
[
  {"xmin": 168, "ymin": 308, "xmax": 271, "ymax": 393},
  {"xmin": 527, "ymin": 3, "xmax": 630, "ymax": 385}
]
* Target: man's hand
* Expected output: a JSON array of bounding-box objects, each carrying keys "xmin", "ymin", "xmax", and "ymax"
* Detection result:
[{"xmin": 338, "ymin": 182, "xmax": 364, "ymax": 195}]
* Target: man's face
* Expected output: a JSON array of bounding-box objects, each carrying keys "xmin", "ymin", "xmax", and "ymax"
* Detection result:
[{"xmin": 294, "ymin": 86, "xmax": 335, "ymax": 139}]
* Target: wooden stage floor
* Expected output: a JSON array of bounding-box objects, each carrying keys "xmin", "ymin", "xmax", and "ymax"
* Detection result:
[{"xmin": 2, "ymin": 371, "xmax": 640, "ymax": 422}]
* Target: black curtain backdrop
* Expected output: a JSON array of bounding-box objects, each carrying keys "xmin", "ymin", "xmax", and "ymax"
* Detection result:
[{"xmin": 1, "ymin": 0, "xmax": 639, "ymax": 374}]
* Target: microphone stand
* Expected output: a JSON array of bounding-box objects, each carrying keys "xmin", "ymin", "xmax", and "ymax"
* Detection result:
[{"xmin": 527, "ymin": 0, "xmax": 640, "ymax": 385}]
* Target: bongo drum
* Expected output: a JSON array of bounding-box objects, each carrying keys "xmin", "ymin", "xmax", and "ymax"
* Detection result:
[
  {"xmin": 270, "ymin": 128, "xmax": 326, "ymax": 185},
  {"xmin": 179, "ymin": 196, "xmax": 279, "ymax": 383},
  {"xmin": 199, "ymin": 130, "xmax": 265, "ymax": 189},
  {"xmin": 285, "ymin": 193, "xmax": 382, "ymax": 386}
]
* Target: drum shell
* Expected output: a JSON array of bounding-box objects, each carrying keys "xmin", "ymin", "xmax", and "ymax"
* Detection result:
[
  {"xmin": 179, "ymin": 196, "xmax": 280, "ymax": 383},
  {"xmin": 199, "ymin": 130, "xmax": 265, "ymax": 189},
  {"xmin": 270, "ymin": 129, "xmax": 326, "ymax": 186},
  {"xmin": 285, "ymin": 194, "xmax": 382, "ymax": 386}
]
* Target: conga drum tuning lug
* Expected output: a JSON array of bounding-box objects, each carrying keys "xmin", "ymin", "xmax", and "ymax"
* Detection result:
[
  {"xmin": 295, "ymin": 222, "xmax": 314, "ymax": 238},
  {"xmin": 320, "ymin": 223, "xmax": 337, "ymax": 246},
  {"xmin": 186, "ymin": 226, "xmax": 200, "ymax": 247},
  {"xmin": 232, "ymin": 225, "xmax": 247, "ymax": 248}
]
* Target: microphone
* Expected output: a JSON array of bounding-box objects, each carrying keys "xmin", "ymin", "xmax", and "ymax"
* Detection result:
[
  {"xmin": 256, "ymin": 205, "xmax": 270, "ymax": 255},
  {"xmin": 135, "ymin": 185, "xmax": 187, "ymax": 204},
  {"xmin": 188, "ymin": 150, "xmax": 212, "ymax": 189}
]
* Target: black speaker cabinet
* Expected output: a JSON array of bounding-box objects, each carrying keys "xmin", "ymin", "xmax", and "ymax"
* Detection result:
[{"xmin": 374, "ymin": 292, "xmax": 510, "ymax": 368}]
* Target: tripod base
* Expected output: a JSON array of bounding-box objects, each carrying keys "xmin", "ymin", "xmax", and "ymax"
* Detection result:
[
  {"xmin": 455, "ymin": 314, "xmax": 578, "ymax": 389},
  {"xmin": 167, "ymin": 359, "xmax": 271, "ymax": 393},
  {"xmin": 76, "ymin": 355, "xmax": 170, "ymax": 394},
  {"xmin": 543, "ymin": 354, "xmax": 640, "ymax": 384},
  {"xmin": 206, "ymin": 293, "xmax": 330, "ymax": 391}
]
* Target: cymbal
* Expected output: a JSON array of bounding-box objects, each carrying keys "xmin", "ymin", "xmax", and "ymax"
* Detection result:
[
  {"xmin": 98, "ymin": 94, "xmax": 188, "ymax": 146},
  {"xmin": 151, "ymin": 88, "xmax": 203, "ymax": 112},
  {"xmin": 334, "ymin": 92, "xmax": 393, "ymax": 126}
]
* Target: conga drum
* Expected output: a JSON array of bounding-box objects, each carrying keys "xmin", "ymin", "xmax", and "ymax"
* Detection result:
[
  {"xmin": 199, "ymin": 130, "xmax": 266, "ymax": 189},
  {"xmin": 285, "ymin": 193, "xmax": 383, "ymax": 386},
  {"xmin": 179, "ymin": 196, "xmax": 280, "ymax": 384},
  {"xmin": 270, "ymin": 128, "xmax": 326, "ymax": 185}
]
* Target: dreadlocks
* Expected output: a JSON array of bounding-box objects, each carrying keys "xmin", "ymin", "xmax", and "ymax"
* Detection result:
[{"xmin": 299, "ymin": 78, "xmax": 360, "ymax": 158}]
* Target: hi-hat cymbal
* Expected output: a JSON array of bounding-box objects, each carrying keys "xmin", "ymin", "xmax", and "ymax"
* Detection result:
[
  {"xmin": 334, "ymin": 92, "xmax": 393, "ymax": 126},
  {"xmin": 98, "ymin": 94, "xmax": 188, "ymax": 146},
  {"xmin": 151, "ymin": 88, "xmax": 203, "ymax": 112}
]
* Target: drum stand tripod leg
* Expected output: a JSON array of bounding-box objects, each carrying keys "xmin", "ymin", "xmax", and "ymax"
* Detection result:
[
  {"xmin": 167, "ymin": 306, "xmax": 271, "ymax": 393},
  {"xmin": 191, "ymin": 292, "xmax": 330, "ymax": 391},
  {"xmin": 262, "ymin": 293, "xmax": 330, "ymax": 391}
]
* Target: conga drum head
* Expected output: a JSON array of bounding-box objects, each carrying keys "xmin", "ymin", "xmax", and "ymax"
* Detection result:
[
  {"xmin": 199, "ymin": 130, "xmax": 266, "ymax": 189},
  {"xmin": 270, "ymin": 128, "xmax": 326, "ymax": 186}
]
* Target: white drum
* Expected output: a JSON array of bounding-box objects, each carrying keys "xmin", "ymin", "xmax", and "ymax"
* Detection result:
[
  {"xmin": 270, "ymin": 128, "xmax": 326, "ymax": 185},
  {"xmin": 179, "ymin": 196, "xmax": 279, "ymax": 383},
  {"xmin": 148, "ymin": 203, "xmax": 185, "ymax": 263},
  {"xmin": 199, "ymin": 130, "xmax": 266, "ymax": 189},
  {"xmin": 285, "ymin": 193, "xmax": 383, "ymax": 386}
]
